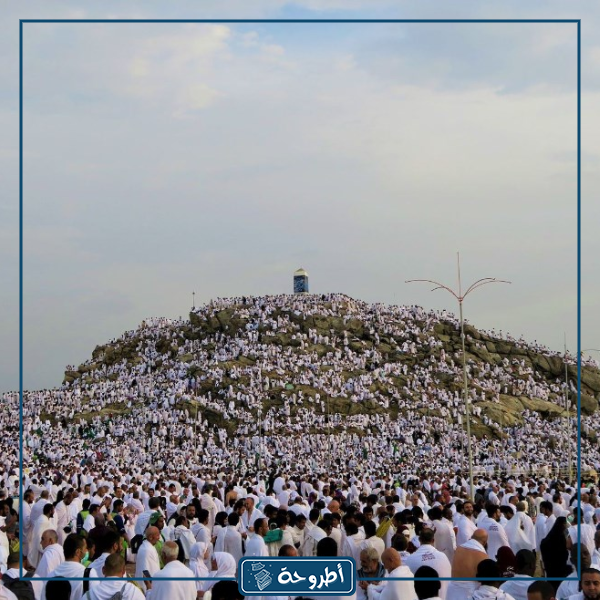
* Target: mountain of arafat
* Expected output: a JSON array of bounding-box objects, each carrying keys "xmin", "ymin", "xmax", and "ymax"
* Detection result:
[{"xmin": 14, "ymin": 293, "xmax": 600, "ymax": 476}]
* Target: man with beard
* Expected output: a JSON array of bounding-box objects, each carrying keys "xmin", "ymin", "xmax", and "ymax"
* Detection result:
[
  {"xmin": 568, "ymin": 568, "xmax": 600, "ymax": 600},
  {"xmin": 456, "ymin": 500, "xmax": 477, "ymax": 545}
]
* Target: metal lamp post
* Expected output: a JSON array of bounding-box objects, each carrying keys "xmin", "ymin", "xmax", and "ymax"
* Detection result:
[
  {"xmin": 564, "ymin": 335, "xmax": 573, "ymax": 481},
  {"xmin": 258, "ymin": 401, "xmax": 263, "ymax": 474},
  {"xmin": 581, "ymin": 348, "xmax": 600, "ymax": 357},
  {"xmin": 407, "ymin": 252, "xmax": 510, "ymax": 499},
  {"xmin": 577, "ymin": 349, "xmax": 600, "ymax": 479}
]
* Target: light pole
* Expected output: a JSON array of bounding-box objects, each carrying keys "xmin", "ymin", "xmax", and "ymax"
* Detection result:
[
  {"xmin": 192, "ymin": 291, "xmax": 195, "ymax": 309},
  {"xmin": 407, "ymin": 252, "xmax": 510, "ymax": 499},
  {"xmin": 579, "ymin": 349, "xmax": 600, "ymax": 479},
  {"xmin": 564, "ymin": 335, "xmax": 573, "ymax": 481},
  {"xmin": 258, "ymin": 401, "xmax": 262, "ymax": 475}
]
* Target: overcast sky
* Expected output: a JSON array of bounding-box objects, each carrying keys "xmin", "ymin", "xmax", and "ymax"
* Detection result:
[{"xmin": 1, "ymin": 1, "xmax": 599, "ymax": 393}]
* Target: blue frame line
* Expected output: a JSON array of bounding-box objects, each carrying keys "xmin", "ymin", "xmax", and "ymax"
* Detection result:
[
  {"xmin": 21, "ymin": 19, "xmax": 579, "ymax": 23},
  {"xmin": 11, "ymin": 576, "xmax": 576, "ymax": 581},
  {"xmin": 19, "ymin": 16, "xmax": 24, "ymax": 581},
  {"xmin": 576, "ymin": 18, "xmax": 582, "ymax": 581},
  {"xmin": 18, "ymin": 17, "xmax": 582, "ymax": 585}
]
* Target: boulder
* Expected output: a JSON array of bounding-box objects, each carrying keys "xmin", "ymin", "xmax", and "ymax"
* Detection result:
[
  {"xmin": 468, "ymin": 344, "xmax": 496, "ymax": 364},
  {"xmin": 580, "ymin": 393, "xmax": 598, "ymax": 415},
  {"xmin": 519, "ymin": 396, "xmax": 565, "ymax": 416},
  {"xmin": 485, "ymin": 341, "xmax": 497, "ymax": 353},
  {"xmin": 531, "ymin": 354, "xmax": 552, "ymax": 374},
  {"xmin": 494, "ymin": 341, "xmax": 513, "ymax": 355},
  {"xmin": 544, "ymin": 355, "xmax": 566, "ymax": 377},
  {"xmin": 476, "ymin": 401, "xmax": 523, "ymax": 426},
  {"xmin": 582, "ymin": 368, "xmax": 600, "ymax": 394}
]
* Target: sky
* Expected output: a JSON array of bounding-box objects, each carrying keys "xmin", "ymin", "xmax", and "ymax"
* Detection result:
[{"xmin": 1, "ymin": 1, "xmax": 599, "ymax": 393}]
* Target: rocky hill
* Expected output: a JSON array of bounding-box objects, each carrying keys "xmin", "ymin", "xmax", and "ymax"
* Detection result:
[{"xmin": 58, "ymin": 294, "xmax": 600, "ymax": 444}]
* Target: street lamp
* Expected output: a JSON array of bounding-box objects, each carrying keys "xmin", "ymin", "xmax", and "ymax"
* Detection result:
[
  {"xmin": 258, "ymin": 400, "xmax": 263, "ymax": 475},
  {"xmin": 563, "ymin": 335, "xmax": 575, "ymax": 481},
  {"xmin": 406, "ymin": 252, "xmax": 510, "ymax": 499},
  {"xmin": 581, "ymin": 349, "xmax": 600, "ymax": 356}
]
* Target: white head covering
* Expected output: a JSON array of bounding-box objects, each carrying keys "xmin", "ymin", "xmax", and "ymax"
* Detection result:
[
  {"xmin": 213, "ymin": 552, "xmax": 237, "ymax": 578},
  {"xmin": 189, "ymin": 542, "xmax": 209, "ymax": 568}
]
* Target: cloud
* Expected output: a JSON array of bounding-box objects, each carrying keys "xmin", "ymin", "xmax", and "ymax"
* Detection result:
[
  {"xmin": 174, "ymin": 83, "xmax": 222, "ymax": 115},
  {"xmin": 349, "ymin": 22, "xmax": 578, "ymax": 94},
  {"xmin": 2, "ymin": 2, "xmax": 599, "ymax": 393}
]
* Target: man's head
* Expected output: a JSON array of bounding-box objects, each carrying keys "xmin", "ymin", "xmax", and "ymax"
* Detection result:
[
  {"xmin": 175, "ymin": 515, "xmax": 189, "ymax": 529},
  {"xmin": 419, "ymin": 528, "xmax": 435, "ymax": 547},
  {"xmin": 278, "ymin": 544, "xmax": 298, "ymax": 557},
  {"xmin": 381, "ymin": 548, "xmax": 401, "ymax": 573},
  {"xmin": 539, "ymin": 501, "xmax": 553, "ymax": 517},
  {"xmin": 145, "ymin": 526, "xmax": 161, "ymax": 546},
  {"xmin": 41, "ymin": 529, "xmax": 58, "ymax": 549},
  {"xmin": 581, "ymin": 568, "xmax": 600, "ymax": 600},
  {"xmin": 463, "ymin": 501, "xmax": 474, "ymax": 517},
  {"xmin": 485, "ymin": 503, "xmax": 500, "ymax": 521},
  {"xmin": 516, "ymin": 549, "xmax": 536, "ymax": 576},
  {"xmin": 63, "ymin": 534, "xmax": 87, "ymax": 562},
  {"xmin": 6, "ymin": 553, "xmax": 20, "ymax": 569},
  {"xmin": 472, "ymin": 529, "xmax": 488, "ymax": 549},
  {"xmin": 211, "ymin": 580, "xmax": 245, "ymax": 600},
  {"xmin": 254, "ymin": 518, "xmax": 269, "ymax": 538},
  {"xmin": 161, "ymin": 541, "xmax": 180, "ymax": 564},
  {"xmin": 198, "ymin": 508, "xmax": 209, "ymax": 525},
  {"xmin": 102, "ymin": 553, "xmax": 126, "ymax": 577},
  {"xmin": 359, "ymin": 547, "xmax": 380, "ymax": 576},
  {"xmin": 43, "ymin": 503, "xmax": 55, "ymax": 519},
  {"xmin": 476, "ymin": 559, "xmax": 501, "ymax": 588},
  {"xmin": 428, "ymin": 506, "xmax": 443, "ymax": 522},
  {"xmin": 318, "ymin": 520, "xmax": 333, "ymax": 537},
  {"xmin": 363, "ymin": 520, "xmax": 377, "ymax": 540},
  {"xmin": 571, "ymin": 543, "xmax": 592, "ymax": 571},
  {"xmin": 414, "ymin": 565, "xmax": 441, "ymax": 600},
  {"xmin": 316, "ymin": 537, "xmax": 338, "ymax": 557}
]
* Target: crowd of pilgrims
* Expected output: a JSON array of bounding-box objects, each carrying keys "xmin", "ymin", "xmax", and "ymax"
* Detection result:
[
  {"xmin": 1, "ymin": 469, "xmax": 600, "ymax": 599},
  {"xmin": 1, "ymin": 293, "xmax": 600, "ymax": 597}
]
